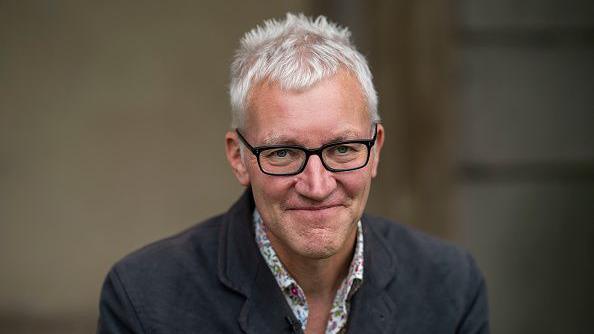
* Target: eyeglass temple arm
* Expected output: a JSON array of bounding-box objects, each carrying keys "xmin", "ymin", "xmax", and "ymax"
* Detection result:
[{"xmin": 235, "ymin": 129, "xmax": 258, "ymax": 153}]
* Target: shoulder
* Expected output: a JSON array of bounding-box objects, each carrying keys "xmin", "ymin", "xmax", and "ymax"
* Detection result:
[
  {"xmin": 364, "ymin": 214, "xmax": 478, "ymax": 275},
  {"xmin": 101, "ymin": 214, "xmax": 228, "ymax": 321},
  {"xmin": 98, "ymin": 213, "xmax": 249, "ymax": 332},
  {"xmin": 363, "ymin": 214, "xmax": 485, "ymax": 314},
  {"xmin": 362, "ymin": 215, "xmax": 488, "ymax": 332},
  {"xmin": 110, "ymin": 214, "xmax": 224, "ymax": 285},
  {"xmin": 99, "ymin": 215, "xmax": 231, "ymax": 329}
]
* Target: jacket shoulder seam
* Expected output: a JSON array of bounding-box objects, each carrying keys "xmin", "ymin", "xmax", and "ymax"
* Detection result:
[{"xmin": 112, "ymin": 266, "xmax": 148, "ymax": 334}]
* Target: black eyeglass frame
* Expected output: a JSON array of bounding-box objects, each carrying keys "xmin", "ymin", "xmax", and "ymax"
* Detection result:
[{"xmin": 235, "ymin": 124, "xmax": 378, "ymax": 176}]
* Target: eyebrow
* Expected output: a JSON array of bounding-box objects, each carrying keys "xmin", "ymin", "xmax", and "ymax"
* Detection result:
[{"xmin": 260, "ymin": 129, "xmax": 364, "ymax": 147}]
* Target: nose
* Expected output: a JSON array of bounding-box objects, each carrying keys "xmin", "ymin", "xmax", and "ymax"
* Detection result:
[{"xmin": 294, "ymin": 154, "xmax": 337, "ymax": 201}]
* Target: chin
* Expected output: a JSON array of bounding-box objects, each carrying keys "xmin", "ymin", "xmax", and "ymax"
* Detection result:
[{"xmin": 295, "ymin": 242, "xmax": 341, "ymax": 260}]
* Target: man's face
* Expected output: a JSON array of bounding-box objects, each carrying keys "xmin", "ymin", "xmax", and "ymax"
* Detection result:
[{"xmin": 226, "ymin": 71, "xmax": 384, "ymax": 261}]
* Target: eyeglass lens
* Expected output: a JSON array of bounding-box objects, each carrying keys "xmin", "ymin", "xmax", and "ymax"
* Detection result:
[{"xmin": 258, "ymin": 142, "xmax": 369, "ymax": 175}]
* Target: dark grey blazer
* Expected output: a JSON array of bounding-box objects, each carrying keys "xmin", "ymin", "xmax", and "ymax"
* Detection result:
[{"xmin": 98, "ymin": 189, "xmax": 489, "ymax": 333}]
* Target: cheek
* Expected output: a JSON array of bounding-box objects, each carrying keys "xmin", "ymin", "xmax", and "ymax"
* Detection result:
[
  {"xmin": 250, "ymin": 172, "xmax": 295, "ymax": 206},
  {"xmin": 339, "ymin": 169, "xmax": 372, "ymax": 198},
  {"xmin": 338, "ymin": 171, "xmax": 373, "ymax": 218}
]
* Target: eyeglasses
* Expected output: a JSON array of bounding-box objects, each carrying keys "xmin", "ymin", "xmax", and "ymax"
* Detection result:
[{"xmin": 235, "ymin": 124, "xmax": 378, "ymax": 176}]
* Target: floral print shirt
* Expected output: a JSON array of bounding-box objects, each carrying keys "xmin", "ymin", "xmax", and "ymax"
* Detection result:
[{"xmin": 254, "ymin": 210, "xmax": 364, "ymax": 334}]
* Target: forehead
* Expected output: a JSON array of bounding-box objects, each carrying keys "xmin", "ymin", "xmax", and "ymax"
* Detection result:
[{"xmin": 246, "ymin": 71, "xmax": 370, "ymax": 143}]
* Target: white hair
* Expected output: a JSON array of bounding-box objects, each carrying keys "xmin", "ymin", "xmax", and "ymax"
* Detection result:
[{"xmin": 229, "ymin": 13, "xmax": 379, "ymax": 128}]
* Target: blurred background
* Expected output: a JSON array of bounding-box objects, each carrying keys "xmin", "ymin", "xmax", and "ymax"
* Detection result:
[{"xmin": 1, "ymin": 1, "xmax": 593, "ymax": 333}]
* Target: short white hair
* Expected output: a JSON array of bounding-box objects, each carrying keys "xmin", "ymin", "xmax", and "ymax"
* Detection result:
[{"xmin": 229, "ymin": 13, "xmax": 379, "ymax": 128}]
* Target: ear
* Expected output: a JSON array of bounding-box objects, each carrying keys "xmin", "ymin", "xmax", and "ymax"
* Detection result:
[
  {"xmin": 370, "ymin": 123, "xmax": 384, "ymax": 178},
  {"xmin": 225, "ymin": 131, "xmax": 251, "ymax": 186}
]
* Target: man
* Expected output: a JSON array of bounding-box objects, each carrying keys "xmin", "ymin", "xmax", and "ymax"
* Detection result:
[{"xmin": 98, "ymin": 13, "xmax": 489, "ymax": 333}]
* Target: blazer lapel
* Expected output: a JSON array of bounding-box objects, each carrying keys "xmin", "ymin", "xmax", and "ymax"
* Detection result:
[
  {"xmin": 238, "ymin": 260, "xmax": 302, "ymax": 334},
  {"xmin": 347, "ymin": 215, "xmax": 399, "ymax": 333},
  {"xmin": 217, "ymin": 189, "xmax": 301, "ymax": 334}
]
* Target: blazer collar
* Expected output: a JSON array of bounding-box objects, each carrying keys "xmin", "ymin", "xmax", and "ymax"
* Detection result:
[
  {"xmin": 217, "ymin": 189, "xmax": 300, "ymax": 333},
  {"xmin": 346, "ymin": 214, "xmax": 399, "ymax": 333},
  {"xmin": 217, "ymin": 188, "xmax": 259, "ymax": 295},
  {"xmin": 217, "ymin": 189, "xmax": 399, "ymax": 333}
]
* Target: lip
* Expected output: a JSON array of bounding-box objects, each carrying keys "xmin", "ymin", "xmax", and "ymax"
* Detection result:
[{"xmin": 287, "ymin": 204, "xmax": 343, "ymax": 211}]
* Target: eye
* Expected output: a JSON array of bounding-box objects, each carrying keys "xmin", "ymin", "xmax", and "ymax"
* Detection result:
[
  {"xmin": 334, "ymin": 145, "xmax": 353, "ymax": 155},
  {"xmin": 263, "ymin": 148, "xmax": 296, "ymax": 160},
  {"xmin": 274, "ymin": 149, "xmax": 289, "ymax": 158}
]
